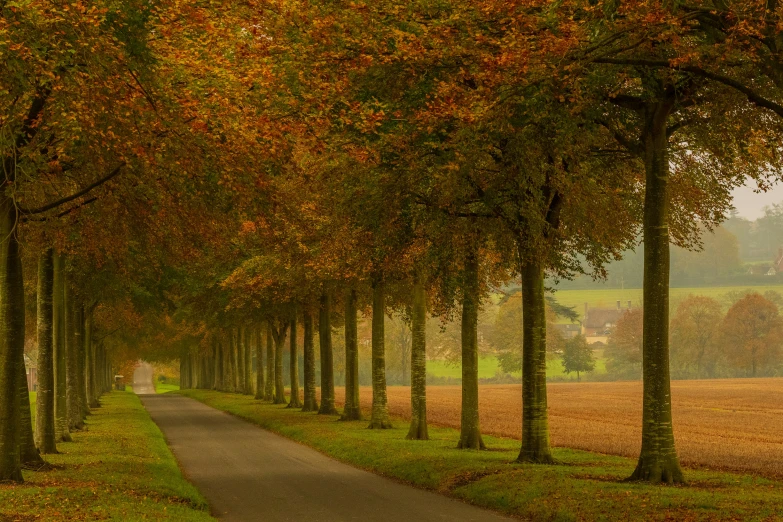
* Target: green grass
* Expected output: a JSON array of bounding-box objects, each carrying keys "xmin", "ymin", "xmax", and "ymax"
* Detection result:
[
  {"xmin": 179, "ymin": 389, "xmax": 783, "ymax": 521},
  {"xmin": 2, "ymin": 391, "xmax": 213, "ymax": 521},
  {"xmin": 155, "ymin": 382, "xmax": 181, "ymax": 394},
  {"xmin": 428, "ymin": 354, "xmax": 609, "ymax": 381},
  {"xmin": 551, "ymin": 285, "xmax": 783, "ymax": 319}
]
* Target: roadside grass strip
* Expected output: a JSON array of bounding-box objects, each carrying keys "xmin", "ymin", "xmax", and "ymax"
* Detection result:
[
  {"xmin": 180, "ymin": 389, "xmax": 783, "ymax": 522},
  {"xmin": 1, "ymin": 391, "xmax": 213, "ymax": 521}
]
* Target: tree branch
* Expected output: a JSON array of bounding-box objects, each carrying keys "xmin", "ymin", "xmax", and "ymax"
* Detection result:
[{"xmin": 20, "ymin": 162, "xmax": 126, "ymax": 215}]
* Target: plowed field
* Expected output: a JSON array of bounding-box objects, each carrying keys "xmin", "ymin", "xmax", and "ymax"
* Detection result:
[{"xmin": 334, "ymin": 378, "xmax": 783, "ymax": 478}]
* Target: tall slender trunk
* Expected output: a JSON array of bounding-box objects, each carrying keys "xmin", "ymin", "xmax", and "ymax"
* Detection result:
[
  {"xmin": 630, "ymin": 100, "xmax": 684, "ymax": 484},
  {"xmin": 35, "ymin": 249, "xmax": 57, "ymax": 454},
  {"xmin": 75, "ymin": 302, "xmax": 88, "ymax": 419},
  {"xmin": 212, "ymin": 336, "xmax": 222, "ymax": 390},
  {"xmin": 273, "ymin": 321, "xmax": 287, "ymax": 405},
  {"xmin": 301, "ymin": 310, "xmax": 318, "ymax": 412},
  {"xmin": 244, "ymin": 325, "xmax": 252, "ymax": 395},
  {"xmin": 233, "ymin": 328, "xmax": 241, "ymax": 392},
  {"xmin": 287, "ymin": 311, "xmax": 302, "ymax": 408},
  {"xmin": 237, "ymin": 327, "xmax": 246, "ymax": 393},
  {"xmin": 87, "ymin": 307, "xmax": 100, "ymax": 408},
  {"xmin": 458, "ymin": 244, "xmax": 484, "ymax": 449},
  {"xmin": 53, "ymin": 254, "xmax": 71, "ymax": 443},
  {"xmin": 18, "ymin": 354, "xmax": 44, "ymax": 467},
  {"xmin": 407, "ymin": 275, "xmax": 428, "ymax": 440},
  {"xmin": 265, "ymin": 321, "xmax": 274, "ymax": 400},
  {"xmin": 65, "ymin": 269, "xmax": 83, "ymax": 431},
  {"xmin": 368, "ymin": 279, "xmax": 392, "ymax": 429},
  {"xmin": 517, "ymin": 259, "xmax": 552, "ymax": 462},
  {"xmin": 318, "ymin": 291, "xmax": 338, "ymax": 415},
  {"xmin": 341, "ymin": 289, "xmax": 361, "ymax": 420},
  {"xmin": 255, "ymin": 325, "xmax": 265, "ymax": 399}
]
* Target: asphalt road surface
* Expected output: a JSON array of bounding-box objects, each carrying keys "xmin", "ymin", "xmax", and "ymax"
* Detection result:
[{"xmin": 133, "ymin": 373, "xmax": 511, "ymax": 521}]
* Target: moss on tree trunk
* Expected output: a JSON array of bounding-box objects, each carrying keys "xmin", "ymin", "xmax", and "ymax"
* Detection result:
[
  {"xmin": 341, "ymin": 289, "xmax": 361, "ymax": 421},
  {"xmin": 301, "ymin": 310, "xmax": 318, "ymax": 412},
  {"xmin": 368, "ymin": 279, "xmax": 392, "ymax": 429},
  {"xmin": 458, "ymin": 245, "xmax": 485, "ymax": 449},
  {"xmin": 273, "ymin": 320, "xmax": 287, "ymax": 405},
  {"xmin": 318, "ymin": 291, "xmax": 338, "ymax": 415},
  {"xmin": 517, "ymin": 260, "xmax": 553, "ymax": 463},
  {"xmin": 407, "ymin": 276, "xmax": 428, "ymax": 440},
  {"xmin": 629, "ymin": 101, "xmax": 685, "ymax": 484}
]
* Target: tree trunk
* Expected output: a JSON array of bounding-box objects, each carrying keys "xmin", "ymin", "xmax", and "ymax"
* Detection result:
[
  {"xmin": 629, "ymin": 101, "xmax": 684, "ymax": 484},
  {"xmin": 87, "ymin": 307, "xmax": 100, "ymax": 408},
  {"xmin": 458, "ymin": 244, "xmax": 484, "ymax": 449},
  {"xmin": 244, "ymin": 325, "xmax": 252, "ymax": 395},
  {"xmin": 288, "ymin": 311, "xmax": 302, "ymax": 408},
  {"xmin": 301, "ymin": 310, "xmax": 318, "ymax": 412},
  {"xmin": 341, "ymin": 289, "xmax": 361, "ymax": 420},
  {"xmin": 273, "ymin": 321, "xmax": 287, "ymax": 405},
  {"xmin": 265, "ymin": 321, "xmax": 274, "ymax": 400},
  {"xmin": 0, "ymin": 197, "xmax": 26, "ymax": 481},
  {"xmin": 75, "ymin": 302, "xmax": 89, "ymax": 419},
  {"xmin": 35, "ymin": 249, "xmax": 57, "ymax": 454},
  {"xmin": 318, "ymin": 291, "xmax": 338, "ymax": 415},
  {"xmin": 368, "ymin": 279, "xmax": 392, "ymax": 429},
  {"xmin": 65, "ymin": 269, "xmax": 83, "ymax": 431},
  {"xmin": 18, "ymin": 353, "xmax": 44, "ymax": 467},
  {"xmin": 517, "ymin": 260, "xmax": 552, "ymax": 462},
  {"xmin": 254, "ymin": 325, "xmax": 265, "ymax": 399},
  {"xmin": 52, "ymin": 254, "xmax": 71, "ymax": 443},
  {"xmin": 407, "ymin": 275, "xmax": 428, "ymax": 440}
]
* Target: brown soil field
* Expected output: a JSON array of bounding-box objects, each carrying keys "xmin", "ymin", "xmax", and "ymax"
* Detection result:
[{"xmin": 333, "ymin": 378, "xmax": 783, "ymax": 478}]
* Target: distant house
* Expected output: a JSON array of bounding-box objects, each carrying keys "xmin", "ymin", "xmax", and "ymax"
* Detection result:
[
  {"xmin": 747, "ymin": 264, "xmax": 776, "ymax": 276},
  {"xmin": 24, "ymin": 353, "xmax": 37, "ymax": 392},
  {"xmin": 582, "ymin": 301, "xmax": 633, "ymax": 345},
  {"xmin": 552, "ymin": 323, "xmax": 581, "ymax": 339}
]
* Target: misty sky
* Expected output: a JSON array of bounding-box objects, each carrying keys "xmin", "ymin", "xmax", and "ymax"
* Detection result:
[{"xmin": 731, "ymin": 181, "xmax": 783, "ymax": 220}]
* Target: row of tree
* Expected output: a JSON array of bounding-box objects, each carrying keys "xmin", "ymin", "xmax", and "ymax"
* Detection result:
[
  {"xmin": 7, "ymin": 1, "xmax": 783, "ymax": 487},
  {"xmin": 608, "ymin": 293, "xmax": 783, "ymax": 380}
]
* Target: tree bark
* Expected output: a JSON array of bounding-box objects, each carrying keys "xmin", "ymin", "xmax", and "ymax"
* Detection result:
[
  {"xmin": 75, "ymin": 302, "xmax": 89, "ymax": 418},
  {"xmin": 244, "ymin": 325, "xmax": 252, "ymax": 395},
  {"xmin": 65, "ymin": 269, "xmax": 83, "ymax": 431},
  {"xmin": 19, "ymin": 353, "xmax": 45, "ymax": 467},
  {"xmin": 517, "ymin": 260, "xmax": 552, "ymax": 462},
  {"xmin": 52, "ymin": 254, "xmax": 71, "ymax": 443},
  {"xmin": 301, "ymin": 310, "xmax": 318, "ymax": 412},
  {"xmin": 458, "ymin": 244, "xmax": 484, "ymax": 449},
  {"xmin": 368, "ymin": 279, "xmax": 392, "ymax": 429},
  {"xmin": 272, "ymin": 320, "xmax": 288, "ymax": 405},
  {"xmin": 265, "ymin": 321, "xmax": 274, "ymax": 400},
  {"xmin": 341, "ymin": 289, "xmax": 361, "ymax": 421},
  {"xmin": 287, "ymin": 310, "xmax": 302, "ymax": 408},
  {"xmin": 629, "ymin": 100, "xmax": 685, "ymax": 484},
  {"xmin": 407, "ymin": 276, "xmax": 428, "ymax": 440},
  {"xmin": 35, "ymin": 249, "xmax": 57, "ymax": 454},
  {"xmin": 318, "ymin": 291, "xmax": 338, "ymax": 415},
  {"xmin": 87, "ymin": 307, "xmax": 100, "ymax": 408},
  {"xmin": 255, "ymin": 325, "xmax": 265, "ymax": 399}
]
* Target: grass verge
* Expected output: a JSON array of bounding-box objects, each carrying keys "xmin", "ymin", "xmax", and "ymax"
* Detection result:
[
  {"xmin": 180, "ymin": 389, "xmax": 783, "ymax": 521},
  {"xmin": 155, "ymin": 382, "xmax": 181, "ymax": 394},
  {"xmin": 2, "ymin": 390, "xmax": 213, "ymax": 521}
]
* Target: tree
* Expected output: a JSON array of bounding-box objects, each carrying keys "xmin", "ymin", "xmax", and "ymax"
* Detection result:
[
  {"xmin": 721, "ymin": 294, "xmax": 783, "ymax": 378},
  {"xmin": 670, "ymin": 296, "xmax": 723, "ymax": 379},
  {"xmin": 605, "ymin": 309, "xmax": 644, "ymax": 381},
  {"xmin": 561, "ymin": 336, "xmax": 595, "ymax": 382}
]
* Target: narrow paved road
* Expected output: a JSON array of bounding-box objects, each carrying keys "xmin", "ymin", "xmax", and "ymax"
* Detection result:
[{"xmin": 133, "ymin": 377, "xmax": 510, "ymax": 521}]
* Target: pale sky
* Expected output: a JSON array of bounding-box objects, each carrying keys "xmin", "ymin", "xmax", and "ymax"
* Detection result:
[{"xmin": 731, "ymin": 181, "xmax": 783, "ymax": 221}]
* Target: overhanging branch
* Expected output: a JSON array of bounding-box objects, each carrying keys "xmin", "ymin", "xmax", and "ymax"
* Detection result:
[{"xmin": 21, "ymin": 162, "xmax": 126, "ymax": 215}]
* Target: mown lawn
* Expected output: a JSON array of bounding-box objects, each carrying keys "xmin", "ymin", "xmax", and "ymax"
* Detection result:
[
  {"xmin": 180, "ymin": 389, "xmax": 783, "ymax": 521},
  {"xmin": 2, "ymin": 391, "xmax": 213, "ymax": 521}
]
